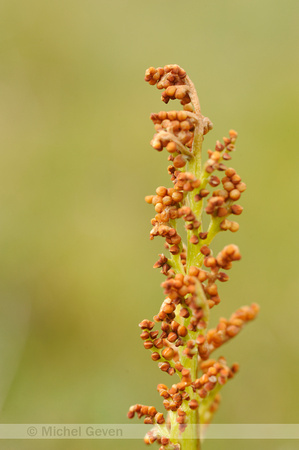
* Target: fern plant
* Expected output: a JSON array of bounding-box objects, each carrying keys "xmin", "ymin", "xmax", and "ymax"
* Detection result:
[{"xmin": 128, "ymin": 64, "xmax": 259, "ymax": 450}]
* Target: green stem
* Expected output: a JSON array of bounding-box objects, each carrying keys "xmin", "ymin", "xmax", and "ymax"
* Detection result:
[
  {"xmin": 169, "ymin": 410, "xmax": 180, "ymax": 445},
  {"xmin": 186, "ymin": 134, "xmax": 204, "ymax": 272},
  {"xmin": 180, "ymin": 84, "xmax": 203, "ymax": 449},
  {"xmin": 180, "ymin": 357, "xmax": 200, "ymax": 450},
  {"xmin": 194, "ymin": 216, "xmax": 223, "ymax": 267},
  {"xmin": 169, "ymin": 255, "xmax": 185, "ymax": 274}
]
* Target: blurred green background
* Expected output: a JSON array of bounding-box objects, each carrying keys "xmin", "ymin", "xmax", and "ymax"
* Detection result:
[{"xmin": 0, "ymin": 0, "xmax": 298, "ymax": 449}]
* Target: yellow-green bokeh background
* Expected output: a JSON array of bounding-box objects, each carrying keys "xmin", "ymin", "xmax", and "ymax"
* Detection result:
[{"xmin": 0, "ymin": 1, "xmax": 298, "ymax": 449}]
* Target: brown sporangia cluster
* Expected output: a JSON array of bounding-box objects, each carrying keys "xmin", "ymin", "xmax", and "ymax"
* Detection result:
[
  {"xmin": 144, "ymin": 65, "xmax": 191, "ymax": 106},
  {"xmin": 128, "ymin": 65, "xmax": 259, "ymax": 450}
]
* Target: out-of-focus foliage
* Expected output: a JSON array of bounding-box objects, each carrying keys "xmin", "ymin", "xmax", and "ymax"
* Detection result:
[{"xmin": 0, "ymin": 1, "xmax": 298, "ymax": 449}]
